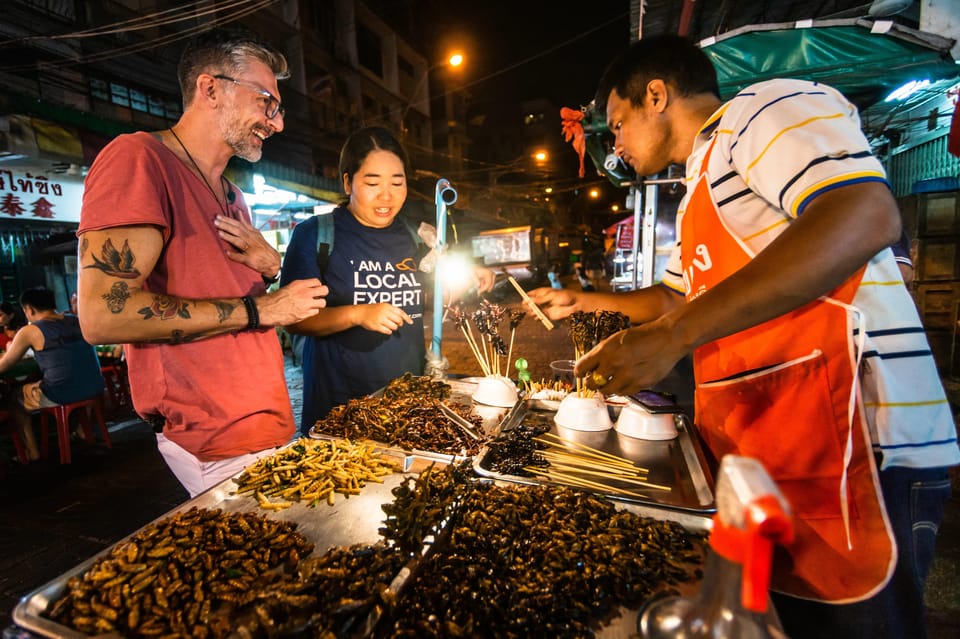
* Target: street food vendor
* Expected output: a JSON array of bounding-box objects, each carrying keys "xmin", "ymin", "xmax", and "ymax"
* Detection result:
[{"xmin": 528, "ymin": 34, "xmax": 959, "ymax": 639}]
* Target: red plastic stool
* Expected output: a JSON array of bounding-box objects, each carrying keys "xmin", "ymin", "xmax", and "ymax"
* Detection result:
[
  {"xmin": 100, "ymin": 363, "xmax": 131, "ymax": 410},
  {"xmin": 0, "ymin": 410, "xmax": 30, "ymax": 465},
  {"xmin": 39, "ymin": 396, "xmax": 112, "ymax": 464}
]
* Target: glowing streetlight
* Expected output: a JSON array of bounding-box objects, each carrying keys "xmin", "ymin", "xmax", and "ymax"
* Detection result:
[
  {"xmin": 402, "ymin": 51, "xmax": 466, "ymax": 127},
  {"xmin": 533, "ymin": 150, "xmax": 548, "ymax": 163},
  {"xmin": 544, "ymin": 186, "xmax": 553, "ymax": 194},
  {"xmin": 589, "ymin": 188, "xmax": 600, "ymax": 199}
]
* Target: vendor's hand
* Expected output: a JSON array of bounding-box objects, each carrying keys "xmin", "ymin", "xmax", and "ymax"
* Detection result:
[
  {"xmin": 575, "ymin": 318, "xmax": 689, "ymax": 396},
  {"xmin": 355, "ymin": 303, "xmax": 413, "ymax": 335},
  {"xmin": 256, "ymin": 278, "xmax": 328, "ymax": 327},
  {"xmin": 526, "ymin": 287, "xmax": 581, "ymax": 320},
  {"xmin": 215, "ymin": 215, "xmax": 281, "ymax": 279}
]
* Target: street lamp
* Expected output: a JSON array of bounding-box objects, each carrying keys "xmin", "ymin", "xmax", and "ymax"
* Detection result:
[{"xmin": 401, "ymin": 52, "xmax": 465, "ymax": 129}]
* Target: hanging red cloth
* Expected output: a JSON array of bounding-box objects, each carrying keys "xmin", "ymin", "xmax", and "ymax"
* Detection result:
[
  {"xmin": 560, "ymin": 107, "xmax": 586, "ymax": 178},
  {"xmin": 948, "ymin": 94, "xmax": 960, "ymax": 158}
]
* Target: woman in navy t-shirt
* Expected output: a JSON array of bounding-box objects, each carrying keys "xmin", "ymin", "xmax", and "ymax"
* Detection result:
[{"xmin": 280, "ymin": 127, "xmax": 428, "ymax": 433}]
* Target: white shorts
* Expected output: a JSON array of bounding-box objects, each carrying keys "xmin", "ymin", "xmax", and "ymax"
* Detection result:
[{"xmin": 155, "ymin": 432, "xmax": 280, "ymax": 498}]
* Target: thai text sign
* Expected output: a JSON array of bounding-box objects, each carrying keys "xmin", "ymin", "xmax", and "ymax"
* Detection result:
[{"xmin": 0, "ymin": 168, "xmax": 82, "ymax": 223}]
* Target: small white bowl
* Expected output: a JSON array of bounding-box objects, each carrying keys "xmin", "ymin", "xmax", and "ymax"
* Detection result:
[
  {"xmin": 472, "ymin": 375, "xmax": 519, "ymax": 408},
  {"xmin": 554, "ymin": 394, "xmax": 613, "ymax": 431},
  {"xmin": 615, "ymin": 403, "xmax": 678, "ymax": 440}
]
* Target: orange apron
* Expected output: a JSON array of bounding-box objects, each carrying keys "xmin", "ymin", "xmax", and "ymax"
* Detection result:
[{"xmin": 681, "ymin": 137, "xmax": 895, "ymax": 602}]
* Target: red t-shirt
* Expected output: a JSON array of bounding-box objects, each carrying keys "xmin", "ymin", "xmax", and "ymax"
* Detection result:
[{"xmin": 78, "ymin": 132, "xmax": 294, "ymax": 460}]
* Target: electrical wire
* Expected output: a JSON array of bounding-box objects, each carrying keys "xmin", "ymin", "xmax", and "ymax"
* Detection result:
[
  {"xmin": 0, "ymin": 0, "xmax": 278, "ymax": 72},
  {"xmin": 0, "ymin": 0, "xmax": 263, "ymax": 46}
]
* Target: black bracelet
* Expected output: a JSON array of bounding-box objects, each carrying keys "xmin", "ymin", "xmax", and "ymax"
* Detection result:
[
  {"xmin": 241, "ymin": 295, "xmax": 260, "ymax": 330},
  {"xmin": 262, "ymin": 271, "xmax": 279, "ymax": 285}
]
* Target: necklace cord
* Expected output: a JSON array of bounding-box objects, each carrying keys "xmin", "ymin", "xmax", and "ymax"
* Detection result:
[{"xmin": 169, "ymin": 127, "xmax": 230, "ymax": 216}]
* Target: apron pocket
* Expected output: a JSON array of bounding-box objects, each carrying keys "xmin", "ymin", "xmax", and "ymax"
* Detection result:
[{"xmin": 697, "ymin": 349, "xmax": 850, "ymax": 519}]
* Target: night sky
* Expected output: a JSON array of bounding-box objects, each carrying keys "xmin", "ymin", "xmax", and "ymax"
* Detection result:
[{"xmin": 409, "ymin": 1, "xmax": 632, "ymax": 111}]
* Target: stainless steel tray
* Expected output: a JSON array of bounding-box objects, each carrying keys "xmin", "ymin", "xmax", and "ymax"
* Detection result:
[
  {"xmin": 10, "ymin": 450, "xmax": 425, "ymax": 639},
  {"xmin": 474, "ymin": 399, "xmax": 716, "ymax": 514},
  {"xmin": 375, "ymin": 479, "xmax": 711, "ymax": 639},
  {"xmin": 12, "ymin": 457, "xmax": 710, "ymax": 639}
]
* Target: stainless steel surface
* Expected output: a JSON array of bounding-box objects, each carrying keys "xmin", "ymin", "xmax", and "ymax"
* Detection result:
[
  {"xmin": 12, "ymin": 464, "xmax": 417, "ymax": 639},
  {"xmin": 13, "ymin": 453, "xmax": 711, "ymax": 639},
  {"xmin": 474, "ymin": 400, "xmax": 716, "ymax": 514}
]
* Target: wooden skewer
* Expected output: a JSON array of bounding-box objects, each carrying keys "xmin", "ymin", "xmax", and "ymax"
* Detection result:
[
  {"xmin": 543, "ymin": 463, "xmax": 671, "ymax": 491},
  {"xmin": 539, "ymin": 450, "xmax": 647, "ymax": 476},
  {"xmin": 523, "ymin": 468, "xmax": 656, "ymax": 499},
  {"xmin": 507, "ymin": 276, "xmax": 554, "ymax": 330},
  {"xmin": 537, "ymin": 433, "xmax": 648, "ymax": 470}
]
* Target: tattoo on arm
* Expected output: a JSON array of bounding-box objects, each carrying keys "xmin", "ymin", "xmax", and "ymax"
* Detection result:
[
  {"xmin": 138, "ymin": 295, "xmax": 190, "ymax": 321},
  {"xmin": 79, "ymin": 237, "xmax": 88, "ymax": 260},
  {"xmin": 85, "ymin": 238, "xmax": 141, "ymax": 278},
  {"xmin": 102, "ymin": 281, "xmax": 131, "ymax": 314},
  {"xmin": 212, "ymin": 300, "xmax": 237, "ymax": 323}
]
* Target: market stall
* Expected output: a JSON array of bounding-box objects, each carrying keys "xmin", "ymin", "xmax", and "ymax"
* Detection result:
[{"xmin": 11, "ymin": 367, "xmax": 719, "ymax": 639}]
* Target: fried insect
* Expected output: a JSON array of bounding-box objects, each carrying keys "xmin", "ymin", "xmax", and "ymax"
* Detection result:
[
  {"xmin": 378, "ymin": 467, "xmax": 704, "ymax": 639},
  {"xmin": 233, "ymin": 438, "xmax": 402, "ymax": 510},
  {"xmin": 568, "ymin": 309, "xmax": 630, "ymax": 359},
  {"xmin": 313, "ymin": 395, "xmax": 486, "ymax": 457},
  {"xmin": 383, "ymin": 372, "xmax": 452, "ymax": 401},
  {"xmin": 44, "ymin": 507, "xmax": 313, "ymax": 638}
]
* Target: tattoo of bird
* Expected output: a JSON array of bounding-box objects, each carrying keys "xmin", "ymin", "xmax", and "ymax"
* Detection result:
[{"xmin": 86, "ymin": 238, "xmax": 140, "ymax": 278}]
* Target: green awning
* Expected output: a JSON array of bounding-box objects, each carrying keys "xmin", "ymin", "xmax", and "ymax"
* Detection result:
[{"xmin": 701, "ymin": 18, "xmax": 959, "ymax": 107}]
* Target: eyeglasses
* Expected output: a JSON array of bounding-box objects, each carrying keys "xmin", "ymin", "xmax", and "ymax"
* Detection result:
[{"xmin": 213, "ymin": 74, "xmax": 285, "ymax": 119}]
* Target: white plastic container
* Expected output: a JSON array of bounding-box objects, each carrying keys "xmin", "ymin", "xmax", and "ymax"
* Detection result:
[
  {"xmin": 615, "ymin": 402, "xmax": 678, "ymax": 440},
  {"xmin": 553, "ymin": 394, "xmax": 613, "ymax": 431},
  {"xmin": 472, "ymin": 375, "xmax": 519, "ymax": 408}
]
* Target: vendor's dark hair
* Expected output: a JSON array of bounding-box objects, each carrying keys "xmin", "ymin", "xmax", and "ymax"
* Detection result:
[
  {"xmin": 19, "ymin": 287, "xmax": 56, "ymax": 312},
  {"xmin": 339, "ymin": 126, "xmax": 410, "ymax": 192},
  {"xmin": 595, "ymin": 34, "xmax": 720, "ymax": 111},
  {"xmin": 0, "ymin": 301, "xmax": 14, "ymax": 315},
  {"xmin": 177, "ymin": 27, "xmax": 289, "ymax": 107}
]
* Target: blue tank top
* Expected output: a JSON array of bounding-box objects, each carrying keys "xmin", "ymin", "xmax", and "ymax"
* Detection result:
[{"xmin": 33, "ymin": 315, "xmax": 105, "ymax": 404}]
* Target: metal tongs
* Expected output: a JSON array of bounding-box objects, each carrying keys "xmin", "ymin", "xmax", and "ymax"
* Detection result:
[{"xmin": 439, "ymin": 403, "xmax": 483, "ymax": 440}]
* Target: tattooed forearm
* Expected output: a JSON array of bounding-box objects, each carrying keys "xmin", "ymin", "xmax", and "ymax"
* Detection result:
[
  {"xmin": 85, "ymin": 238, "xmax": 141, "ymax": 278},
  {"xmin": 102, "ymin": 281, "xmax": 131, "ymax": 314},
  {"xmin": 79, "ymin": 237, "xmax": 88, "ymax": 260},
  {"xmin": 138, "ymin": 295, "xmax": 190, "ymax": 321},
  {"xmin": 212, "ymin": 300, "xmax": 238, "ymax": 323}
]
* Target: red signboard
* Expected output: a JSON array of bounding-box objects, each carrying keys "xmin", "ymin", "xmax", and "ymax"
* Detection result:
[{"xmin": 616, "ymin": 219, "xmax": 634, "ymax": 249}]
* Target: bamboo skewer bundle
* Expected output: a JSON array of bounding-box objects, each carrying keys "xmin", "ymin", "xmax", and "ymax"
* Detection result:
[{"xmin": 532, "ymin": 432, "xmax": 671, "ymax": 493}]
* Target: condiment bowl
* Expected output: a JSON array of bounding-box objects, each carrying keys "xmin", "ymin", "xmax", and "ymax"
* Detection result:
[
  {"xmin": 472, "ymin": 375, "xmax": 519, "ymax": 408},
  {"xmin": 615, "ymin": 402, "xmax": 678, "ymax": 440},
  {"xmin": 554, "ymin": 394, "xmax": 613, "ymax": 431}
]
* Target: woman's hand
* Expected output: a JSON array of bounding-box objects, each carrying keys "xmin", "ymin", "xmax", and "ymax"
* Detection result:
[{"xmin": 355, "ymin": 303, "xmax": 413, "ymax": 334}]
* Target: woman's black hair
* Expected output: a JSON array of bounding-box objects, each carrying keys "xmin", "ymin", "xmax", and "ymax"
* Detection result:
[{"xmin": 338, "ymin": 126, "xmax": 410, "ymax": 195}]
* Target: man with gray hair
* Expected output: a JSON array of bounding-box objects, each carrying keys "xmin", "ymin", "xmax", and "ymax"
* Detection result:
[{"xmin": 78, "ymin": 28, "xmax": 328, "ymax": 496}]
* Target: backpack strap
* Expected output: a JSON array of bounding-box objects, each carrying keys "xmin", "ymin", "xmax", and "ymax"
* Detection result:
[{"xmin": 314, "ymin": 214, "xmax": 335, "ymax": 278}]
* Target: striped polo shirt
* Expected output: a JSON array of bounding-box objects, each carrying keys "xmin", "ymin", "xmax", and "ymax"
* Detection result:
[{"xmin": 663, "ymin": 78, "xmax": 959, "ymax": 471}]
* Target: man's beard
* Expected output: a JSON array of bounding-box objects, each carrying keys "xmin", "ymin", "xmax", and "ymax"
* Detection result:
[{"xmin": 219, "ymin": 114, "xmax": 263, "ymax": 163}]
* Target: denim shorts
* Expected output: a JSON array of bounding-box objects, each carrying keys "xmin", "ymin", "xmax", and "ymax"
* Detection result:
[{"xmin": 771, "ymin": 465, "xmax": 952, "ymax": 639}]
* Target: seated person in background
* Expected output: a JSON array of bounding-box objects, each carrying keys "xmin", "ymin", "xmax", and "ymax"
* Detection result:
[
  {"xmin": 0, "ymin": 302, "xmax": 15, "ymax": 350},
  {"xmin": 0, "ymin": 287, "xmax": 105, "ymax": 460}
]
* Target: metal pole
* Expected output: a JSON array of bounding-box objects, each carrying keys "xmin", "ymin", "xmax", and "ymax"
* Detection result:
[
  {"xmin": 629, "ymin": 184, "xmax": 642, "ymax": 290},
  {"xmin": 641, "ymin": 180, "xmax": 659, "ymax": 288},
  {"xmin": 431, "ymin": 179, "xmax": 458, "ymax": 359}
]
